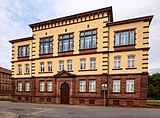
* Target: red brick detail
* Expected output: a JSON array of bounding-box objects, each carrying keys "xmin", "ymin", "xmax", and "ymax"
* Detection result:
[
  {"xmin": 114, "ymin": 45, "xmax": 135, "ymax": 51},
  {"xmin": 11, "ymin": 73, "xmax": 148, "ymax": 106},
  {"xmin": 108, "ymin": 74, "xmax": 148, "ymax": 106}
]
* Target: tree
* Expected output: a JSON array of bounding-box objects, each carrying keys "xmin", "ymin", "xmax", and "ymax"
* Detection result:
[{"xmin": 148, "ymin": 73, "xmax": 160, "ymax": 99}]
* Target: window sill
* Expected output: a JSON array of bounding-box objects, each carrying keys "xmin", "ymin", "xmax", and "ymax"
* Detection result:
[
  {"xmin": 24, "ymin": 73, "xmax": 30, "ymax": 75},
  {"xmin": 58, "ymin": 51, "xmax": 74, "ymax": 56},
  {"xmin": 78, "ymin": 91, "xmax": 97, "ymax": 93},
  {"xmin": 114, "ymin": 44, "xmax": 136, "ymax": 47},
  {"xmin": 89, "ymin": 91, "xmax": 97, "ymax": 93},
  {"xmin": 17, "ymin": 73, "xmax": 22, "ymax": 75},
  {"xmin": 18, "ymin": 57, "xmax": 29, "ymax": 61},
  {"xmin": 112, "ymin": 68, "xmax": 122, "ymax": 70},
  {"xmin": 57, "ymin": 70, "xmax": 73, "ymax": 73},
  {"xmin": 78, "ymin": 69, "xmax": 97, "ymax": 72},
  {"xmin": 38, "ymin": 72, "xmax": 53, "ymax": 74},
  {"xmin": 125, "ymin": 92, "xmax": 135, "ymax": 94},
  {"xmin": 79, "ymin": 48, "xmax": 97, "ymax": 54},
  {"xmin": 126, "ymin": 67, "xmax": 137, "ymax": 70},
  {"xmin": 111, "ymin": 92, "xmax": 122, "ymax": 94},
  {"xmin": 114, "ymin": 44, "xmax": 136, "ymax": 51},
  {"xmin": 68, "ymin": 70, "xmax": 73, "ymax": 72},
  {"xmin": 39, "ymin": 53, "xmax": 53, "ymax": 58},
  {"xmin": 78, "ymin": 91, "xmax": 87, "ymax": 93}
]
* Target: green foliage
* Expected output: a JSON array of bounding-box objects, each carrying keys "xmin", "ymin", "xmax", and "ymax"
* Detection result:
[
  {"xmin": 148, "ymin": 73, "xmax": 160, "ymax": 99},
  {"xmin": 147, "ymin": 101, "xmax": 160, "ymax": 105}
]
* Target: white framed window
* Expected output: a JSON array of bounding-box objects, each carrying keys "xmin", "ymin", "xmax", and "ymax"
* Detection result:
[
  {"xmin": 18, "ymin": 65, "xmax": 22, "ymax": 74},
  {"xmin": 40, "ymin": 62, "xmax": 45, "ymax": 72},
  {"xmin": 128, "ymin": 56, "xmax": 135, "ymax": 68},
  {"xmin": 25, "ymin": 82, "xmax": 30, "ymax": 92},
  {"xmin": 18, "ymin": 45, "xmax": 30, "ymax": 57},
  {"xmin": 48, "ymin": 62, "xmax": 52, "ymax": 72},
  {"xmin": 59, "ymin": 61, "xmax": 64, "ymax": 71},
  {"xmin": 25, "ymin": 64, "xmax": 30, "ymax": 73},
  {"xmin": 79, "ymin": 80, "xmax": 86, "ymax": 92},
  {"xmin": 47, "ymin": 81, "xmax": 52, "ymax": 92},
  {"xmin": 67, "ymin": 60, "xmax": 72, "ymax": 71},
  {"xmin": 59, "ymin": 33, "xmax": 73, "ymax": 52},
  {"xmin": 18, "ymin": 82, "xmax": 22, "ymax": 91},
  {"xmin": 115, "ymin": 30, "xmax": 135, "ymax": 46},
  {"xmin": 40, "ymin": 81, "xmax": 45, "ymax": 92},
  {"xmin": 113, "ymin": 80, "xmax": 120, "ymax": 92},
  {"xmin": 80, "ymin": 29, "xmax": 97, "ymax": 49},
  {"xmin": 40, "ymin": 37, "xmax": 53, "ymax": 54},
  {"xmin": 126, "ymin": 80, "xmax": 134, "ymax": 92},
  {"xmin": 114, "ymin": 57, "xmax": 121, "ymax": 69},
  {"xmin": 89, "ymin": 80, "xmax": 96, "ymax": 92},
  {"xmin": 80, "ymin": 59, "xmax": 86, "ymax": 70},
  {"xmin": 121, "ymin": 31, "xmax": 128, "ymax": 45},
  {"xmin": 90, "ymin": 58, "xmax": 96, "ymax": 69}
]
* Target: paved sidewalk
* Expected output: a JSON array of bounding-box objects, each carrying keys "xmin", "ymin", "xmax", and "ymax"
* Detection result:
[{"xmin": 0, "ymin": 111, "xmax": 18, "ymax": 118}]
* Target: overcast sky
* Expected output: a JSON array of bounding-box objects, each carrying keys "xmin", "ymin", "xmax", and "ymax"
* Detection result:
[{"xmin": 0, "ymin": 0, "xmax": 159, "ymax": 70}]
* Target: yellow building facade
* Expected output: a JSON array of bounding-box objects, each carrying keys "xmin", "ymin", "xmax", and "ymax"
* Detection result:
[{"xmin": 10, "ymin": 7, "xmax": 153, "ymax": 106}]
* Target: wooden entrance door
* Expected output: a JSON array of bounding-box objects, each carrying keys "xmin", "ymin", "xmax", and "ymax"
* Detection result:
[{"xmin": 60, "ymin": 83, "xmax": 69, "ymax": 104}]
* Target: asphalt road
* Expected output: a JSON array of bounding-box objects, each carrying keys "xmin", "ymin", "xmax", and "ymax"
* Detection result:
[{"xmin": 0, "ymin": 101, "xmax": 160, "ymax": 118}]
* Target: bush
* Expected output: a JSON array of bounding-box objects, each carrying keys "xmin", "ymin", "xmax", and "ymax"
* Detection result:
[{"xmin": 148, "ymin": 73, "xmax": 160, "ymax": 99}]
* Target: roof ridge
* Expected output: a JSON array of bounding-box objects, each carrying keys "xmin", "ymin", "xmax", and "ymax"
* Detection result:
[
  {"xmin": 29, "ymin": 6, "xmax": 113, "ymax": 28},
  {"xmin": 0, "ymin": 66, "xmax": 11, "ymax": 74}
]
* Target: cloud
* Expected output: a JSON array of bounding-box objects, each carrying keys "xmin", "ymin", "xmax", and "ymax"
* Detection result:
[{"xmin": 0, "ymin": 0, "xmax": 159, "ymax": 70}]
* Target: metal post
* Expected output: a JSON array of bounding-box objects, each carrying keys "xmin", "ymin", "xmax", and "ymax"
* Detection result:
[
  {"xmin": 102, "ymin": 84, "xmax": 107, "ymax": 106},
  {"xmin": 104, "ymin": 90, "xmax": 106, "ymax": 106}
]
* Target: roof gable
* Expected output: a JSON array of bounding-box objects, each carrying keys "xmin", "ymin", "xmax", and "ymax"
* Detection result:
[
  {"xmin": 54, "ymin": 70, "xmax": 76, "ymax": 78},
  {"xmin": 29, "ymin": 6, "xmax": 113, "ymax": 32}
]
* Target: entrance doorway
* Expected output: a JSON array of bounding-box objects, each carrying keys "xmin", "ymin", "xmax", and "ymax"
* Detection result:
[{"xmin": 60, "ymin": 83, "xmax": 69, "ymax": 104}]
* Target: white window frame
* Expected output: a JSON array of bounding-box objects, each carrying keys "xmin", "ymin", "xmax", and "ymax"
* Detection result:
[
  {"xmin": 114, "ymin": 57, "xmax": 121, "ymax": 69},
  {"xmin": 126, "ymin": 80, "xmax": 134, "ymax": 92},
  {"xmin": 90, "ymin": 58, "xmax": 96, "ymax": 70},
  {"xmin": 79, "ymin": 80, "xmax": 86, "ymax": 92},
  {"xmin": 121, "ymin": 31, "xmax": 128, "ymax": 45},
  {"xmin": 59, "ymin": 61, "xmax": 64, "ymax": 71},
  {"xmin": 40, "ymin": 81, "xmax": 45, "ymax": 92},
  {"xmin": 47, "ymin": 81, "xmax": 52, "ymax": 92},
  {"xmin": 25, "ymin": 82, "xmax": 30, "ymax": 92},
  {"xmin": 25, "ymin": 64, "xmax": 30, "ymax": 73},
  {"xmin": 18, "ymin": 82, "xmax": 22, "ymax": 92},
  {"xmin": 128, "ymin": 56, "xmax": 135, "ymax": 68},
  {"xmin": 80, "ymin": 59, "xmax": 86, "ymax": 70},
  {"xmin": 18, "ymin": 65, "xmax": 22, "ymax": 74},
  {"xmin": 40, "ymin": 62, "xmax": 45, "ymax": 72},
  {"xmin": 48, "ymin": 62, "xmax": 52, "ymax": 72},
  {"xmin": 67, "ymin": 60, "xmax": 72, "ymax": 71},
  {"xmin": 113, "ymin": 80, "xmax": 120, "ymax": 92},
  {"xmin": 115, "ymin": 30, "xmax": 135, "ymax": 46},
  {"xmin": 89, "ymin": 80, "xmax": 96, "ymax": 92}
]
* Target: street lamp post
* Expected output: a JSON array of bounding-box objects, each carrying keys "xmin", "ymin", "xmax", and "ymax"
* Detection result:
[{"xmin": 102, "ymin": 84, "xmax": 107, "ymax": 106}]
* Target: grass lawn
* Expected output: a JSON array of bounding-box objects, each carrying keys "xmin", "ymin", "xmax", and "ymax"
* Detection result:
[
  {"xmin": 147, "ymin": 100, "xmax": 160, "ymax": 105},
  {"xmin": 0, "ymin": 96, "xmax": 11, "ymax": 101}
]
